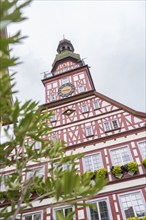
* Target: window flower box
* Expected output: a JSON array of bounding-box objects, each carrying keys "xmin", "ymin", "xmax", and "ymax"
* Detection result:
[
  {"xmin": 111, "ymin": 165, "xmax": 123, "ymax": 179},
  {"xmin": 127, "ymin": 161, "xmax": 138, "ymax": 176},
  {"xmin": 96, "ymin": 168, "xmax": 107, "ymax": 179}
]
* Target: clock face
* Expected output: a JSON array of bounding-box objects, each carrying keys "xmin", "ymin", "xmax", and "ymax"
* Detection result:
[{"xmin": 58, "ymin": 83, "xmax": 75, "ymax": 97}]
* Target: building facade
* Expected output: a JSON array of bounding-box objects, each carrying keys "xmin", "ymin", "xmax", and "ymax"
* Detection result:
[{"xmin": 1, "ymin": 39, "xmax": 146, "ymax": 220}]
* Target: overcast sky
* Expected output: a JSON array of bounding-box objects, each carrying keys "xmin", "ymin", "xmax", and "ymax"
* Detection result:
[{"xmin": 8, "ymin": 0, "xmax": 145, "ymax": 112}]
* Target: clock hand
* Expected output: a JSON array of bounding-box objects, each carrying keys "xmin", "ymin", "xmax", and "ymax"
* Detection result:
[{"xmin": 62, "ymin": 88, "xmax": 71, "ymax": 91}]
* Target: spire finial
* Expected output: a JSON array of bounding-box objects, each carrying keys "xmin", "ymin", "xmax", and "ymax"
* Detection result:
[{"xmin": 63, "ymin": 34, "xmax": 65, "ymax": 40}]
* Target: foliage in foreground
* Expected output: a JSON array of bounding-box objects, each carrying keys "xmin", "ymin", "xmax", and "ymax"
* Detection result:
[{"xmin": 0, "ymin": 0, "xmax": 106, "ymax": 219}]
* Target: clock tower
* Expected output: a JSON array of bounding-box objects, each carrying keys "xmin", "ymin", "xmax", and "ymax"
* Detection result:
[
  {"xmin": 39, "ymin": 38, "xmax": 146, "ymax": 220},
  {"xmin": 42, "ymin": 38, "xmax": 95, "ymax": 104}
]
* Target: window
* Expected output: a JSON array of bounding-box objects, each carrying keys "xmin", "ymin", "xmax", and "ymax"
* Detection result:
[
  {"xmin": 103, "ymin": 120, "xmax": 119, "ymax": 131},
  {"xmin": 27, "ymin": 167, "xmax": 44, "ymax": 179},
  {"xmin": 52, "ymin": 135, "xmax": 57, "ymax": 142},
  {"xmin": 50, "ymin": 114, "xmax": 57, "ymax": 122},
  {"xmin": 27, "ymin": 140, "xmax": 41, "ymax": 150},
  {"xmin": 1, "ymin": 124, "xmax": 14, "ymax": 144},
  {"xmin": 93, "ymin": 100, "xmax": 99, "ymax": 110},
  {"xmin": 33, "ymin": 141, "xmax": 41, "ymax": 150},
  {"xmin": 85, "ymin": 126, "xmax": 93, "ymax": 137},
  {"xmin": 87, "ymin": 199, "xmax": 111, "ymax": 220},
  {"xmin": 83, "ymin": 153, "xmax": 103, "ymax": 172},
  {"xmin": 82, "ymin": 104, "xmax": 89, "ymax": 113},
  {"xmin": 22, "ymin": 212, "xmax": 42, "ymax": 220},
  {"xmin": 138, "ymin": 141, "xmax": 146, "ymax": 159},
  {"xmin": 54, "ymin": 162, "xmax": 72, "ymax": 171},
  {"xmin": 62, "ymin": 77, "xmax": 69, "ymax": 85},
  {"xmin": 0, "ymin": 174, "xmax": 8, "ymax": 191},
  {"xmin": 78, "ymin": 85, "xmax": 84, "ymax": 93},
  {"xmin": 50, "ymin": 94, "xmax": 56, "ymax": 102},
  {"xmin": 112, "ymin": 120, "xmax": 119, "ymax": 129},
  {"xmin": 54, "ymin": 206, "xmax": 73, "ymax": 220},
  {"xmin": 103, "ymin": 122, "xmax": 111, "ymax": 131},
  {"xmin": 110, "ymin": 146, "xmax": 132, "ymax": 165},
  {"xmin": 119, "ymin": 191, "xmax": 146, "ymax": 219}
]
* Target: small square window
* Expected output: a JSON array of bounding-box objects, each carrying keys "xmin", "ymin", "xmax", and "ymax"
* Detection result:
[
  {"xmin": 82, "ymin": 104, "xmax": 89, "ymax": 113},
  {"xmin": 112, "ymin": 120, "xmax": 119, "ymax": 129},
  {"xmin": 104, "ymin": 121, "xmax": 111, "ymax": 131},
  {"xmin": 33, "ymin": 141, "xmax": 41, "ymax": 150},
  {"xmin": 50, "ymin": 114, "xmax": 57, "ymax": 122},
  {"xmin": 27, "ymin": 167, "xmax": 44, "ymax": 179},
  {"xmin": 62, "ymin": 77, "xmax": 69, "ymax": 85},
  {"xmin": 52, "ymin": 135, "xmax": 58, "ymax": 142},
  {"xmin": 93, "ymin": 100, "xmax": 99, "ymax": 110},
  {"xmin": 54, "ymin": 207, "xmax": 73, "ymax": 220},
  {"xmin": 138, "ymin": 141, "xmax": 146, "ymax": 159},
  {"xmin": 85, "ymin": 126, "xmax": 93, "ymax": 137},
  {"xmin": 50, "ymin": 94, "xmax": 56, "ymax": 102},
  {"xmin": 78, "ymin": 86, "xmax": 84, "ymax": 93}
]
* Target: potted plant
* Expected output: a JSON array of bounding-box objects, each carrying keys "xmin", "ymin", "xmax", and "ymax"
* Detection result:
[
  {"xmin": 84, "ymin": 171, "xmax": 96, "ymax": 180},
  {"xmin": 96, "ymin": 168, "xmax": 107, "ymax": 179},
  {"xmin": 111, "ymin": 165, "xmax": 123, "ymax": 179},
  {"xmin": 121, "ymin": 164, "xmax": 128, "ymax": 172},
  {"xmin": 142, "ymin": 158, "xmax": 146, "ymax": 167},
  {"xmin": 127, "ymin": 161, "xmax": 138, "ymax": 176}
]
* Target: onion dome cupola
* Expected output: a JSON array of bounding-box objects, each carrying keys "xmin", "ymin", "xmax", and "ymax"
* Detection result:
[{"xmin": 51, "ymin": 38, "xmax": 81, "ymax": 74}]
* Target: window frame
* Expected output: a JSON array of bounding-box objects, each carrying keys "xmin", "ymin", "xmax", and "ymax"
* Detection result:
[
  {"xmin": 103, "ymin": 121, "xmax": 111, "ymax": 131},
  {"xmin": 137, "ymin": 140, "xmax": 146, "ymax": 159},
  {"xmin": 54, "ymin": 162, "xmax": 72, "ymax": 171},
  {"xmin": 22, "ymin": 211, "xmax": 43, "ymax": 220},
  {"xmin": 78, "ymin": 85, "xmax": 84, "ymax": 93},
  {"xmin": 86, "ymin": 197, "xmax": 112, "ymax": 220},
  {"xmin": 50, "ymin": 93, "xmax": 56, "ymax": 102},
  {"xmin": 82, "ymin": 104, "xmax": 89, "ymax": 113},
  {"xmin": 103, "ymin": 119, "xmax": 119, "ymax": 132},
  {"xmin": 110, "ymin": 145, "xmax": 133, "ymax": 166},
  {"xmin": 26, "ymin": 166, "xmax": 44, "ymax": 180},
  {"xmin": 112, "ymin": 120, "xmax": 119, "ymax": 129},
  {"xmin": 118, "ymin": 190, "xmax": 146, "ymax": 219},
  {"xmin": 51, "ymin": 135, "xmax": 58, "ymax": 142},
  {"xmin": 83, "ymin": 153, "xmax": 103, "ymax": 172},
  {"xmin": 53, "ymin": 205, "xmax": 74, "ymax": 220},
  {"xmin": 85, "ymin": 126, "xmax": 94, "ymax": 137},
  {"xmin": 62, "ymin": 77, "xmax": 69, "ymax": 85},
  {"xmin": 93, "ymin": 100, "xmax": 99, "ymax": 110},
  {"xmin": 50, "ymin": 114, "xmax": 57, "ymax": 122}
]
